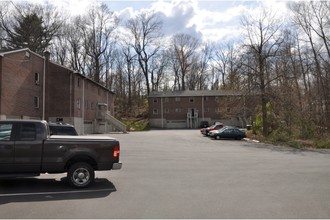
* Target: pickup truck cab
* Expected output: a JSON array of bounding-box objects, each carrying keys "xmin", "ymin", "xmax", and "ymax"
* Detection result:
[{"xmin": 0, "ymin": 120, "xmax": 122, "ymax": 188}]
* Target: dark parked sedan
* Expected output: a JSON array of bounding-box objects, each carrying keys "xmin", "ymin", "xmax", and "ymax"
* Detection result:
[
  {"xmin": 209, "ymin": 126, "xmax": 246, "ymax": 140},
  {"xmin": 199, "ymin": 121, "xmax": 209, "ymax": 128}
]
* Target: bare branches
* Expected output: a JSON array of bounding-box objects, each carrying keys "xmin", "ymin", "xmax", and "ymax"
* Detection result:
[
  {"xmin": 126, "ymin": 12, "xmax": 163, "ymax": 95},
  {"xmin": 170, "ymin": 33, "xmax": 200, "ymax": 91}
]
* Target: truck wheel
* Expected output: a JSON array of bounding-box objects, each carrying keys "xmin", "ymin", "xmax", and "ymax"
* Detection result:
[{"xmin": 67, "ymin": 162, "xmax": 95, "ymax": 188}]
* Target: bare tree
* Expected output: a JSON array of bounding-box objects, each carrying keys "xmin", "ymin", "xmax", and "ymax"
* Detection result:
[
  {"xmin": 213, "ymin": 42, "xmax": 242, "ymax": 90},
  {"xmin": 126, "ymin": 12, "xmax": 163, "ymax": 95},
  {"xmin": 121, "ymin": 43, "xmax": 137, "ymax": 112},
  {"xmin": 289, "ymin": 1, "xmax": 330, "ymax": 130},
  {"xmin": 241, "ymin": 8, "xmax": 284, "ymax": 136},
  {"xmin": 195, "ymin": 42, "xmax": 212, "ymax": 90},
  {"xmin": 149, "ymin": 50, "xmax": 169, "ymax": 91},
  {"xmin": 82, "ymin": 3, "xmax": 118, "ymax": 83},
  {"xmin": 66, "ymin": 17, "xmax": 89, "ymax": 74},
  {"xmin": 170, "ymin": 33, "xmax": 200, "ymax": 91}
]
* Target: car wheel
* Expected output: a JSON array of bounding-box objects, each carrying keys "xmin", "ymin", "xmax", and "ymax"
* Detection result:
[
  {"xmin": 215, "ymin": 135, "xmax": 220, "ymax": 140},
  {"xmin": 67, "ymin": 162, "xmax": 95, "ymax": 188}
]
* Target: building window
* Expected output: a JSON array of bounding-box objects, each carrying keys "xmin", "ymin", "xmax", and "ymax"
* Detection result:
[
  {"xmin": 153, "ymin": 109, "xmax": 158, "ymax": 115},
  {"xmin": 175, "ymin": 97, "xmax": 180, "ymax": 102},
  {"xmin": 215, "ymin": 97, "xmax": 219, "ymax": 101},
  {"xmin": 204, "ymin": 96, "xmax": 209, "ymax": 101},
  {"xmin": 34, "ymin": 96, "xmax": 39, "ymax": 108},
  {"xmin": 189, "ymin": 97, "xmax": 194, "ymax": 103},
  {"xmin": 77, "ymin": 98, "xmax": 81, "ymax": 109},
  {"xmin": 153, "ymin": 98, "xmax": 158, "ymax": 103},
  {"xmin": 204, "ymin": 108, "xmax": 209, "ymax": 112},
  {"xmin": 77, "ymin": 77, "xmax": 81, "ymax": 87},
  {"xmin": 215, "ymin": 107, "xmax": 221, "ymax": 113},
  {"xmin": 175, "ymin": 108, "xmax": 181, "ymax": 113},
  {"xmin": 165, "ymin": 108, "xmax": 170, "ymax": 114},
  {"xmin": 35, "ymin": 73, "xmax": 40, "ymax": 85}
]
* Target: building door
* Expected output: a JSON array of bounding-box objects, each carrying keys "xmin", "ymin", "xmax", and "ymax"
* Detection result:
[{"xmin": 187, "ymin": 108, "xmax": 198, "ymax": 128}]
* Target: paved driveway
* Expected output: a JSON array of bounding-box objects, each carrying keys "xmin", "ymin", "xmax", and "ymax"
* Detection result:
[{"xmin": 1, "ymin": 129, "xmax": 330, "ymax": 219}]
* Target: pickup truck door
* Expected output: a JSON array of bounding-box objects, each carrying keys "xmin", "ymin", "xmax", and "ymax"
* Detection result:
[
  {"xmin": 0, "ymin": 123, "xmax": 15, "ymax": 173},
  {"xmin": 14, "ymin": 122, "xmax": 43, "ymax": 173}
]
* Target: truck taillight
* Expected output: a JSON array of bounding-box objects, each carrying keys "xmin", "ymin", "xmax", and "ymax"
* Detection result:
[{"xmin": 113, "ymin": 146, "xmax": 120, "ymax": 158}]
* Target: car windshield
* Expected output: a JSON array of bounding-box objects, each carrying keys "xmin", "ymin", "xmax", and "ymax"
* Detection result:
[
  {"xmin": 218, "ymin": 126, "xmax": 230, "ymax": 132},
  {"xmin": 210, "ymin": 124, "xmax": 219, "ymax": 129}
]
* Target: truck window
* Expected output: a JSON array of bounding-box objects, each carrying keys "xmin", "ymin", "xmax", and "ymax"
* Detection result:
[
  {"xmin": 56, "ymin": 127, "xmax": 77, "ymax": 135},
  {"xmin": 0, "ymin": 124, "xmax": 13, "ymax": 140},
  {"xmin": 49, "ymin": 124, "xmax": 78, "ymax": 136},
  {"xmin": 19, "ymin": 123, "xmax": 37, "ymax": 141}
]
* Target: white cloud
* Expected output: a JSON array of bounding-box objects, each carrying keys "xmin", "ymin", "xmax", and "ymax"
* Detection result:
[
  {"xmin": 16, "ymin": 0, "xmax": 292, "ymax": 44},
  {"xmin": 202, "ymin": 25, "xmax": 243, "ymax": 43},
  {"xmin": 115, "ymin": 0, "xmax": 203, "ymax": 40},
  {"xmin": 50, "ymin": 0, "xmax": 93, "ymax": 16},
  {"xmin": 114, "ymin": 7, "xmax": 136, "ymax": 22},
  {"xmin": 189, "ymin": 4, "xmax": 247, "ymax": 42},
  {"xmin": 134, "ymin": 0, "xmax": 252, "ymax": 43},
  {"xmin": 156, "ymin": 0, "xmax": 202, "ymax": 39},
  {"xmin": 15, "ymin": 0, "xmax": 94, "ymax": 16}
]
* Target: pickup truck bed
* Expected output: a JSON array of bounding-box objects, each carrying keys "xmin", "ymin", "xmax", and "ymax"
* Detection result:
[{"xmin": 45, "ymin": 135, "xmax": 121, "ymax": 172}]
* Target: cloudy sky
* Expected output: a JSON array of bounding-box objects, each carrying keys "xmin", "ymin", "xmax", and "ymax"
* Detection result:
[{"xmin": 17, "ymin": 0, "xmax": 291, "ymax": 42}]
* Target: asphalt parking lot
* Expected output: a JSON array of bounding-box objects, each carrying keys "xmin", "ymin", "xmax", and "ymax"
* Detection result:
[{"xmin": 1, "ymin": 129, "xmax": 330, "ymax": 219}]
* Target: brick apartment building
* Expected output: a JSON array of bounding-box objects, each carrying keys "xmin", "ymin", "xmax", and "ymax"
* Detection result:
[
  {"xmin": 148, "ymin": 90, "xmax": 250, "ymax": 129},
  {"xmin": 0, "ymin": 48, "xmax": 126, "ymax": 134}
]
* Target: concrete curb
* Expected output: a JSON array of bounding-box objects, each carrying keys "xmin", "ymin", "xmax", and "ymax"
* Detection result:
[{"xmin": 243, "ymin": 137, "xmax": 260, "ymax": 143}]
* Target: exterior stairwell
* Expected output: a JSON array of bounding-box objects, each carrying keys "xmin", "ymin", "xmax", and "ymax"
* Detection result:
[
  {"xmin": 105, "ymin": 111, "xmax": 127, "ymax": 133},
  {"xmin": 96, "ymin": 103, "xmax": 127, "ymax": 133}
]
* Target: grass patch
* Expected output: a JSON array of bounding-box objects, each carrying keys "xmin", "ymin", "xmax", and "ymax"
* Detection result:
[
  {"xmin": 123, "ymin": 118, "xmax": 150, "ymax": 131},
  {"xmin": 314, "ymin": 138, "xmax": 330, "ymax": 149},
  {"xmin": 245, "ymin": 130, "xmax": 330, "ymax": 149}
]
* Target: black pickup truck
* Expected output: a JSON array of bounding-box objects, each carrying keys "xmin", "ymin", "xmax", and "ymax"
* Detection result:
[{"xmin": 0, "ymin": 120, "xmax": 122, "ymax": 188}]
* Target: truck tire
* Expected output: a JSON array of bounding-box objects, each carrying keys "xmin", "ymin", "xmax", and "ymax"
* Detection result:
[{"xmin": 67, "ymin": 162, "xmax": 95, "ymax": 188}]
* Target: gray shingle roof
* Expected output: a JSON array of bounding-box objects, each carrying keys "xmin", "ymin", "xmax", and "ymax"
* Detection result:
[{"xmin": 148, "ymin": 90, "xmax": 242, "ymax": 97}]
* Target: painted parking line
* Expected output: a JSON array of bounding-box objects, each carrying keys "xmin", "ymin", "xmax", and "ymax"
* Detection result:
[{"xmin": 0, "ymin": 188, "xmax": 114, "ymax": 197}]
